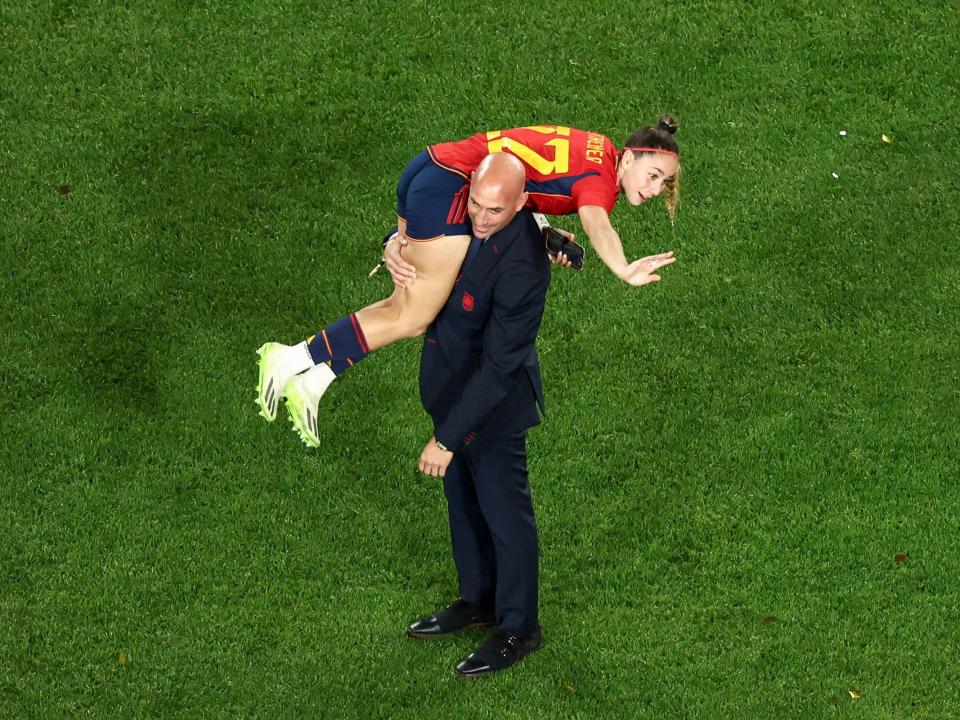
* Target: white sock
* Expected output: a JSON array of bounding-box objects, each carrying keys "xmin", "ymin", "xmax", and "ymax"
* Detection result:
[
  {"xmin": 303, "ymin": 363, "xmax": 337, "ymax": 392},
  {"xmin": 291, "ymin": 341, "xmax": 315, "ymax": 375}
]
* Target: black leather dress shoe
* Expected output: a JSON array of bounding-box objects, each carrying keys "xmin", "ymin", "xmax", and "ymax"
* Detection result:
[
  {"xmin": 407, "ymin": 599, "xmax": 496, "ymax": 638},
  {"xmin": 455, "ymin": 627, "xmax": 542, "ymax": 677}
]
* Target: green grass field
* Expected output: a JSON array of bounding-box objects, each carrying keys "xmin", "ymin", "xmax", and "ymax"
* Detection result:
[{"xmin": 3, "ymin": 1, "xmax": 959, "ymax": 717}]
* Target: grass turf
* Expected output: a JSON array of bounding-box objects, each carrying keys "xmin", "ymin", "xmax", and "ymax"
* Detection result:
[{"xmin": 2, "ymin": 1, "xmax": 959, "ymax": 717}]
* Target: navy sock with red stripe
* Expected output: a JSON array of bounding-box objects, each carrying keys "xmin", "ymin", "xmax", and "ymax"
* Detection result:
[{"xmin": 306, "ymin": 313, "xmax": 370, "ymax": 377}]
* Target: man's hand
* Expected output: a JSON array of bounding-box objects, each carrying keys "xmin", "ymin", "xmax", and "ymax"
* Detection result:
[
  {"xmin": 385, "ymin": 234, "xmax": 417, "ymax": 288},
  {"xmin": 548, "ymin": 228, "xmax": 576, "ymax": 269},
  {"xmin": 617, "ymin": 251, "xmax": 676, "ymax": 286},
  {"xmin": 550, "ymin": 251, "xmax": 574, "ymax": 268},
  {"xmin": 419, "ymin": 436, "xmax": 454, "ymax": 477}
]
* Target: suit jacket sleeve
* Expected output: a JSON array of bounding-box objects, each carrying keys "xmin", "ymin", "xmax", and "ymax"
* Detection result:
[{"xmin": 434, "ymin": 262, "xmax": 549, "ymax": 451}]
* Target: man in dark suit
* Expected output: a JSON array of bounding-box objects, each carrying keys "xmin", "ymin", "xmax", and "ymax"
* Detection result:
[{"xmin": 407, "ymin": 153, "xmax": 551, "ymax": 677}]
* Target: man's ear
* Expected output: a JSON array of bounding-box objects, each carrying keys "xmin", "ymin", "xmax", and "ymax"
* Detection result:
[{"xmin": 516, "ymin": 191, "xmax": 529, "ymax": 210}]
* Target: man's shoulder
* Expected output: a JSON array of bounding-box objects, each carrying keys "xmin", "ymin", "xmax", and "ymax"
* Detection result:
[
  {"xmin": 489, "ymin": 213, "xmax": 551, "ymax": 303},
  {"xmin": 496, "ymin": 211, "xmax": 545, "ymax": 264}
]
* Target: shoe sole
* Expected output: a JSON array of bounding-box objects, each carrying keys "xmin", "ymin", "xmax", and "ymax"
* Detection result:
[{"xmin": 255, "ymin": 343, "xmax": 286, "ymax": 423}]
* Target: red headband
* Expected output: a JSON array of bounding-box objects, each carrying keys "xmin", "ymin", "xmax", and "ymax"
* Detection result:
[{"xmin": 624, "ymin": 146, "xmax": 680, "ymax": 159}]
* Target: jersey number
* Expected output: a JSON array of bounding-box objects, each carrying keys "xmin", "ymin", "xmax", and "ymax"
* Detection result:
[{"xmin": 486, "ymin": 125, "xmax": 571, "ymax": 175}]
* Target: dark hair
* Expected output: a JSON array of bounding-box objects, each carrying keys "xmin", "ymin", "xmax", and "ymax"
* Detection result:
[
  {"xmin": 623, "ymin": 113, "xmax": 681, "ymax": 223},
  {"xmin": 623, "ymin": 112, "xmax": 679, "ymax": 155}
]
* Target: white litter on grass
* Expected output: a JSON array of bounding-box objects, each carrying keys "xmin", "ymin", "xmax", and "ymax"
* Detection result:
[
  {"xmin": 839, "ymin": 130, "xmax": 847, "ymax": 136},
  {"xmin": 832, "ymin": 172, "xmax": 839, "ymax": 178}
]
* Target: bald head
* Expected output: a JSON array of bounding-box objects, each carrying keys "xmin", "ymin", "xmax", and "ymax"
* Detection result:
[
  {"xmin": 473, "ymin": 153, "xmax": 526, "ymax": 198},
  {"xmin": 468, "ymin": 153, "xmax": 529, "ymax": 239}
]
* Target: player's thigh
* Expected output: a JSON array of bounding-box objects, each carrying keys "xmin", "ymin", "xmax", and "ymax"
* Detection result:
[
  {"xmin": 404, "ymin": 233, "xmax": 470, "ymax": 282},
  {"xmin": 397, "ymin": 233, "xmax": 471, "ymax": 324},
  {"xmin": 391, "ymin": 154, "xmax": 472, "ymax": 327},
  {"xmin": 360, "ymin": 234, "xmax": 469, "ymax": 331}
]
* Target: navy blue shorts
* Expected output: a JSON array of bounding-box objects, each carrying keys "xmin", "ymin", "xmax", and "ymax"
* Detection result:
[{"xmin": 396, "ymin": 151, "xmax": 471, "ymax": 241}]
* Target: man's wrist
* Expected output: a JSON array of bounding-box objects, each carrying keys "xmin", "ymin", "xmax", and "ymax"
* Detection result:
[{"xmin": 435, "ymin": 438, "xmax": 450, "ymax": 453}]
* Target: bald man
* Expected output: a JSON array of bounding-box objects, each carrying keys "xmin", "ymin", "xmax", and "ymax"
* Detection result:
[
  {"xmin": 259, "ymin": 151, "xmax": 549, "ymax": 450},
  {"xmin": 408, "ymin": 153, "xmax": 550, "ymax": 678}
]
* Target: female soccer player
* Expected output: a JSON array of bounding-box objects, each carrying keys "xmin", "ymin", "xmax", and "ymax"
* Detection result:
[{"xmin": 256, "ymin": 115, "xmax": 682, "ymax": 447}]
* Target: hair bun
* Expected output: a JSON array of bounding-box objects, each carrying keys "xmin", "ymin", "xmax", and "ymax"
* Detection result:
[{"xmin": 657, "ymin": 113, "xmax": 678, "ymax": 135}]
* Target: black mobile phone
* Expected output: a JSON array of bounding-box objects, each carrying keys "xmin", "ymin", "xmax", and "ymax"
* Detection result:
[{"xmin": 543, "ymin": 227, "xmax": 585, "ymax": 270}]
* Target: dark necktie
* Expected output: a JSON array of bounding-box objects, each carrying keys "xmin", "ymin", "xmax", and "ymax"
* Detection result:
[{"xmin": 461, "ymin": 235, "xmax": 485, "ymax": 272}]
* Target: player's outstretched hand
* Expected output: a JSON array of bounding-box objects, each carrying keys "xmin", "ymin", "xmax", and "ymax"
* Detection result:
[
  {"xmin": 385, "ymin": 234, "xmax": 417, "ymax": 288},
  {"xmin": 620, "ymin": 251, "xmax": 676, "ymax": 286}
]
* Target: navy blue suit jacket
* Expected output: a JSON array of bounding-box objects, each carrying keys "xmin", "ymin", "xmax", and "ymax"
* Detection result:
[{"xmin": 419, "ymin": 211, "xmax": 551, "ymax": 452}]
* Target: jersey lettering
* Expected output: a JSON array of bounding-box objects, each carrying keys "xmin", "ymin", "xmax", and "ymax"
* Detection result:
[{"xmin": 584, "ymin": 132, "xmax": 606, "ymax": 165}]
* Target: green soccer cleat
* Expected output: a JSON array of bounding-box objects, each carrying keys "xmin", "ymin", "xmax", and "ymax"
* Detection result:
[
  {"xmin": 284, "ymin": 363, "xmax": 337, "ymax": 448},
  {"xmin": 256, "ymin": 342, "xmax": 312, "ymax": 422}
]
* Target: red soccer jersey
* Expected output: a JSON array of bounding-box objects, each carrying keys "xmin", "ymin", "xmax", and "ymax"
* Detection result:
[{"xmin": 427, "ymin": 125, "xmax": 620, "ymax": 216}]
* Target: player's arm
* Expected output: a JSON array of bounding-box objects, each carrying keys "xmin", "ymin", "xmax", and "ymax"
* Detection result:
[
  {"xmin": 577, "ymin": 205, "xmax": 630, "ymax": 277},
  {"xmin": 577, "ymin": 204, "xmax": 676, "ymax": 287}
]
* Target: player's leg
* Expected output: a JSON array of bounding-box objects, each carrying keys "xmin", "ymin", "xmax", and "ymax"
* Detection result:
[
  {"xmin": 278, "ymin": 154, "xmax": 473, "ymax": 446},
  {"xmin": 352, "ymin": 153, "xmax": 473, "ymax": 350},
  {"xmin": 353, "ymin": 231, "xmax": 470, "ymax": 349},
  {"xmin": 282, "ymin": 232, "xmax": 470, "ymax": 447},
  {"xmin": 255, "ymin": 151, "xmax": 460, "ymax": 424}
]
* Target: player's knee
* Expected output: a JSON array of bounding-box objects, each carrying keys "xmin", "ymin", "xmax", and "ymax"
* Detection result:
[
  {"xmin": 377, "ymin": 293, "xmax": 403, "ymax": 319},
  {"xmin": 408, "ymin": 320, "xmax": 430, "ymax": 338},
  {"xmin": 395, "ymin": 316, "xmax": 429, "ymax": 339}
]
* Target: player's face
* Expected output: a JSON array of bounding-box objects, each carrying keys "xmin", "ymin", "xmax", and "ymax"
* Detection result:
[
  {"xmin": 468, "ymin": 183, "xmax": 528, "ymax": 239},
  {"xmin": 620, "ymin": 152, "xmax": 679, "ymax": 207}
]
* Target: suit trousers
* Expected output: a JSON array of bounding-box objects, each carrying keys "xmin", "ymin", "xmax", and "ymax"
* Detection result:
[{"xmin": 442, "ymin": 430, "xmax": 539, "ymax": 637}]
